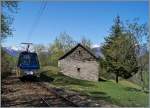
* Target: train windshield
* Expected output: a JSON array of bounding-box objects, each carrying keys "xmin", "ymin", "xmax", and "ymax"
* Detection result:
[{"xmin": 18, "ymin": 52, "xmax": 40, "ymax": 69}]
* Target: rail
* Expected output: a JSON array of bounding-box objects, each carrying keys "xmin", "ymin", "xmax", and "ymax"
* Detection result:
[
  {"xmin": 25, "ymin": 81, "xmax": 79, "ymax": 107},
  {"xmin": 37, "ymin": 82, "xmax": 79, "ymax": 107}
]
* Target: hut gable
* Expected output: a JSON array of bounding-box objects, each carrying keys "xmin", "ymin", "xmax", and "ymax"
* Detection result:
[
  {"xmin": 59, "ymin": 43, "xmax": 97, "ymax": 61},
  {"xmin": 58, "ymin": 43, "xmax": 99, "ymax": 81}
]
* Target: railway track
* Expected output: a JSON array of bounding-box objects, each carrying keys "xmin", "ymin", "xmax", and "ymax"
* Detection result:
[
  {"xmin": 37, "ymin": 82, "xmax": 79, "ymax": 107},
  {"xmin": 40, "ymin": 97, "xmax": 50, "ymax": 106},
  {"xmin": 24, "ymin": 82, "xmax": 50, "ymax": 107},
  {"xmin": 2, "ymin": 75, "xmax": 117, "ymax": 107},
  {"xmin": 2, "ymin": 74, "xmax": 79, "ymax": 107},
  {"xmin": 26, "ymin": 81, "xmax": 79, "ymax": 107}
]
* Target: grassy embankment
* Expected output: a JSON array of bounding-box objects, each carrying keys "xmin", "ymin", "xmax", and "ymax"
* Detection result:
[{"xmin": 40, "ymin": 66, "xmax": 149, "ymax": 107}]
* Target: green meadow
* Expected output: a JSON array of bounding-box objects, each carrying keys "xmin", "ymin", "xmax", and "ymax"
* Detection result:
[{"xmin": 40, "ymin": 66, "xmax": 149, "ymax": 107}]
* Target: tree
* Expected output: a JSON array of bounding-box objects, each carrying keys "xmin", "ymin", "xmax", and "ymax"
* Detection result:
[
  {"xmin": 55, "ymin": 32, "xmax": 76, "ymax": 52},
  {"xmin": 125, "ymin": 19, "xmax": 149, "ymax": 90},
  {"xmin": 80, "ymin": 36, "xmax": 92, "ymax": 49},
  {"xmin": 1, "ymin": 1, "xmax": 18, "ymax": 41},
  {"xmin": 48, "ymin": 32, "xmax": 76, "ymax": 66},
  {"xmin": 1, "ymin": 1, "xmax": 18, "ymax": 79},
  {"xmin": 101, "ymin": 16, "xmax": 138, "ymax": 83},
  {"xmin": 48, "ymin": 41, "xmax": 64, "ymax": 66},
  {"xmin": 34, "ymin": 44, "xmax": 49, "ymax": 66}
]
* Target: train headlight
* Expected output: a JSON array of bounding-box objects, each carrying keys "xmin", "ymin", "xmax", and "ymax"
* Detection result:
[{"xmin": 30, "ymin": 71, "xmax": 33, "ymax": 75}]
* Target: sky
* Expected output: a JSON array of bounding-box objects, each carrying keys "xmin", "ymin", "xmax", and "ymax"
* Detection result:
[{"xmin": 3, "ymin": 1, "xmax": 149, "ymax": 48}]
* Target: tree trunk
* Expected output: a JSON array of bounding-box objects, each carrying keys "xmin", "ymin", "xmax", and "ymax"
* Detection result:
[
  {"xmin": 140, "ymin": 68, "xmax": 144, "ymax": 90},
  {"xmin": 116, "ymin": 73, "xmax": 119, "ymax": 83}
]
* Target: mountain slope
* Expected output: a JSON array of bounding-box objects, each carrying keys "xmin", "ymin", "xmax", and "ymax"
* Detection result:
[
  {"xmin": 91, "ymin": 47, "xmax": 103, "ymax": 58},
  {"xmin": 2, "ymin": 47, "xmax": 21, "ymax": 57}
]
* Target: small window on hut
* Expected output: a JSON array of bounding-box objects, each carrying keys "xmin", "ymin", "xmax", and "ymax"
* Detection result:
[
  {"xmin": 78, "ymin": 50, "xmax": 81, "ymax": 54},
  {"xmin": 77, "ymin": 68, "xmax": 80, "ymax": 72},
  {"xmin": 78, "ymin": 50, "xmax": 82, "ymax": 56}
]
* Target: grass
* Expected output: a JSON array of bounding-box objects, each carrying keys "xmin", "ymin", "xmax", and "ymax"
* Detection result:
[
  {"xmin": 40, "ymin": 66, "xmax": 149, "ymax": 107},
  {"xmin": 143, "ymin": 71, "xmax": 149, "ymax": 90}
]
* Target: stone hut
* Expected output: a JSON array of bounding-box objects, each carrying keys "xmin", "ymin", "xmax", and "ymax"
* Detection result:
[{"xmin": 58, "ymin": 43, "xmax": 99, "ymax": 81}]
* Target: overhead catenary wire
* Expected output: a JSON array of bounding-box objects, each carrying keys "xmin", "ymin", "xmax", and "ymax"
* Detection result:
[
  {"xmin": 26, "ymin": 0, "xmax": 47, "ymax": 42},
  {"xmin": 27, "ymin": 1, "xmax": 47, "ymax": 41}
]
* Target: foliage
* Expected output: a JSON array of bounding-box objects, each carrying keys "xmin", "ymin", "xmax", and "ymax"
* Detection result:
[
  {"xmin": 1, "ymin": 48, "xmax": 17, "ymax": 79},
  {"xmin": 40, "ymin": 66, "xmax": 148, "ymax": 107},
  {"xmin": 48, "ymin": 32, "xmax": 76, "ymax": 66},
  {"xmin": 2, "ymin": 1, "xmax": 18, "ymax": 13},
  {"xmin": 124, "ymin": 19, "xmax": 149, "ymax": 90},
  {"xmin": 101, "ymin": 16, "xmax": 138, "ymax": 83},
  {"xmin": 55, "ymin": 32, "xmax": 76, "ymax": 52},
  {"xmin": 80, "ymin": 36, "xmax": 92, "ymax": 49},
  {"xmin": 35, "ymin": 32, "xmax": 93, "ymax": 67},
  {"xmin": 1, "ymin": 1, "xmax": 18, "ymax": 79},
  {"xmin": 1, "ymin": 1, "xmax": 18, "ymax": 41},
  {"xmin": 34, "ymin": 44, "xmax": 50, "ymax": 66},
  {"xmin": 49, "ymin": 49, "xmax": 64, "ymax": 66},
  {"xmin": 47, "ymin": 33, "xmax": 94, "ymax": 66},
  {"xmin": 125, "ymin": 18, "xmax": 149, "ymax": 45}
]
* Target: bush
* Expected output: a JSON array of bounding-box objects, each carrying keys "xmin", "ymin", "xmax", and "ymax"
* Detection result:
[{"xmin": 1, "ymin": 48, "xmax": 16, "ymax": 79}]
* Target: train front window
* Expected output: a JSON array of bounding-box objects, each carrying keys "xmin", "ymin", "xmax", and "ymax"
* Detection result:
[
  {"xmin": 20, "ymin": 53, "xmax": 38, "ymax": 66},
  {"xmin": 21, "ymin": 54, "xmax": 31, "ymax": 65}
]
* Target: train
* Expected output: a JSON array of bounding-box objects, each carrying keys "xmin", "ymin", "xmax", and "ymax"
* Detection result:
[{"xmin": 16, "ymin": 44, "xmax": 40, "ymax": 81}]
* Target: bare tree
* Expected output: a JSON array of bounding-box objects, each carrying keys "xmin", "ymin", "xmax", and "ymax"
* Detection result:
[{"xmin": 125, "ymin": 19, "xmax": 149, "ymax": 90}]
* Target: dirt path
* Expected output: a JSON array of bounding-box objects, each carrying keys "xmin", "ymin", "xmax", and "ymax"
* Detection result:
[
  {"xmin": 1, "ymin": 75, "xmax": 77, "ymax": 107},
  {"xmin": 1, "ymin": 74, "xmax": 117, "ymax": 107}
]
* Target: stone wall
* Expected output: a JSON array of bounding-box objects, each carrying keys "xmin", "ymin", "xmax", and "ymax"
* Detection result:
[
  {"xmin": 68, "ymin": 46, "xmax": 96, "ymax": 61},
  {"xmin": 58, "ymin": 59, "xmax": 99, "ymax": 81},
  {"xmin": 58, "ymin": 46, "xmax": 99, "ymax": 81}
]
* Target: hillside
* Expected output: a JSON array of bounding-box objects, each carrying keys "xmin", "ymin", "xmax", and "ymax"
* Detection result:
[
  {"xmin": 40, "ymin": 66, "xmax": 149, "ymax": 107},
  {"xmin": 2, "ymin": 47, "xmax": 21, "ymax": 57},
  {"xmin": 1, "ymin": 48, "xmax": 17, "ymax": 79}
]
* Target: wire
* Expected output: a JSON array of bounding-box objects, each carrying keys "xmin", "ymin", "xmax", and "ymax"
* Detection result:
[
  {"xmin": 26, "ymin": 0, "xmax": 47, "ymax": 42},
  {"xmin": 27, "ymin": 1, "xmax": 47, "ymax": 41}
]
